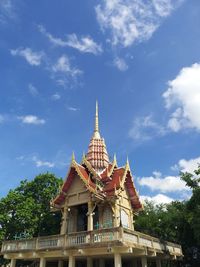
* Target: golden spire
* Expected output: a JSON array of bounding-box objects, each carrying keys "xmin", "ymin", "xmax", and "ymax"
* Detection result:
[
  {"xmin": 93, "ymin": 101, "xmax": 101, "ymax": 139},
  {"xmin": 81, "ymin": 152, "xmax": 86, "ymax": 164},
  {"xmin": 125, "ymin": 156, "xmax": 130, "ymax": 170},
  {"xmin": 71, "ymin": 151, "xmax": 75, "ymax": 163},
  {"xmin": 86, "ymin": 101, "xmax": 109, "ymax": 171}
]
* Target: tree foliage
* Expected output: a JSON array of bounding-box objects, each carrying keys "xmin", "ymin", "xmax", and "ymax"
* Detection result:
[
  {"xmin": 181, "ymin": 166, "xmax": 200, "ymax": 247},
  {"xmin": 135, "ymin": 165, "xmax": 200, "ymax": 267},
  {"xmin": 0, "ymin": 173, "xmax": 62, "ymax": 243}
]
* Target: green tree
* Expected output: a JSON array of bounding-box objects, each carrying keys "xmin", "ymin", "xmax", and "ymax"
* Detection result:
[
  {"xmin": 135, "ymin": 166, "xmax": 200, "ymax": 266},
  {"xmin": 0, "ymin": 173, "xmax": 62, "ymax": 242},
  {"xmin": 181, "ymin": 166, "xmax": 200, "ymax": 246},
  {"xmin": 180, "ymin": 166, "xmax": 200, "ymax": 266},
  {"xmin": 135, "ymin": 200, "xmax": 188, "ymax": 243}
]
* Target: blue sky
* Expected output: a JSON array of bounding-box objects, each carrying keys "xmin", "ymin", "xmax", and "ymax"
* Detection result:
[{"xmin": 0, "ymin": 0, "xmax": 200, "ymax": 204}]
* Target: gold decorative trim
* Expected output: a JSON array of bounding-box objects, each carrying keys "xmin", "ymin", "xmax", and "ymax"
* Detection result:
[
  {"xmin": 108, "ymin": 154, "xmax": 118, "ymax": 177},
  {"xmin": 81, "ymin": 155, "xmax": 98, "ymax": 177},
  {"xmin": 72, "ymin": 160, "xmax": 96, "ymax": 194}
]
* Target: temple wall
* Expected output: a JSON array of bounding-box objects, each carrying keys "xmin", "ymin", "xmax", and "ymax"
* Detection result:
[{"xmin": 65, "ymin": 174, "xmax": 91, "ymax": 207}]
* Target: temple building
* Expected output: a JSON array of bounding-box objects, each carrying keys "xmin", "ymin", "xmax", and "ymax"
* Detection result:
[{"xmin": 1, "ymin": 103, "xmax": 183, "ymax": 267}]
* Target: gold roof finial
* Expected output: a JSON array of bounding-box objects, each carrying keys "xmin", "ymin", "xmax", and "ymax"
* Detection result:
[
  {"xmin": 71, "ymin": 151, "xmax": 75, "ymax": 163},
  {"xmin": 126, "ymin": 156, "xmax": 130, "ymax": 169},
  {"xmin": 81, "ymin": 151, "xmax": 86, "ymax": 163},
  {"xmin": 113, "ymin": 153, "xmax": 118, "ymax": 167},
  {"xmin": 93, "ymin": 101, "xmax": 101, "ymax": 139}
]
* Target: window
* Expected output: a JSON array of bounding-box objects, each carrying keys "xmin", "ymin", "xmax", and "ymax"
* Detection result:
[
  {"xmin": 120, "ymin": 209, "xmax": 129, "ymax": 228},
  {"xmin": 102, "ymin": 206, "xmax": 113, "ymax": 228}
]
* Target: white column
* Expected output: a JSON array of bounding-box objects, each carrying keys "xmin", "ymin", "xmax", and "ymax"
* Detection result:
[
  {"xmin": 141, "ymin": 257, "xmax": 147, "ymax": 267},
  {"xmin": 39, "ymin": 257, "xmax": 46, "ymax": 267},
  {"xmin": 156, "ymin": 259, "xmax": 161, "ymax": 267},
  {"xmin": 58, "ymin": 260, "xmax": 63, "ymax": 267},
  {"xmin": 87, "ymin": 257, "xmax": 93, "ymax": 267},
  {"xmin": 68, "ymin": 255, "xmax": 75, "ymax": 267},
  {"xmin": 87, "ymin": 201, "xmax": 93, "ymax": 231},
  {"xmin": 10, "ymin": 259, "xmax": 16, "ymax": 267},
  {"xmin": 114, "ymin": 253, "xmax": 122, "ymax": 267},
  {"xmin": 99, "ymin": 258, "xmax": 105, "ymax": 267},
  {"xmin": 60, "ymin": 206, "xmax": 68, "ymax": 234}
]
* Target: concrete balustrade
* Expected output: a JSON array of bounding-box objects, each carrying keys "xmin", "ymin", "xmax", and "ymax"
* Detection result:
[{"xmin": 1, "ymin": 227, "xmax": 183, "ymax": 261}]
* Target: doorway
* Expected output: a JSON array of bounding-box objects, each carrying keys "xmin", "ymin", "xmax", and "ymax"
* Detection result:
[{"xmin": 77, "ymin": 204, "xmax": 88, "ymax": 232}]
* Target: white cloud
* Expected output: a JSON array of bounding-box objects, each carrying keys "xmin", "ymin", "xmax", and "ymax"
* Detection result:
[
  {"xmin": 28, "ymin": 83, "xmax": 38, "ymax": 96},
  {"xmin": 129, "ymin": 115, "xmax": 166, "ymax": 141},
  {"xmin": 95, "ymin": 0, "xmax": 183, "ymax": 47},
  {"xmin": 10, "ymin": 48, "xmax": 44, "ymax": 66},
  {"xmin": 18, "ymin": 115, "xmax": 45, "ymax": 125},
  {"xmin": 138, "ymin": 171, "xmax": 189, "ymax": 193},
  {"xmin": 68, "ymin": 106, "xmax": 79, "ymax": 112},
  {"xmin": 163, "ymin": 63, "xmax": 200, "ymax": 132},
  {"xmin": 152, "ymin": 0, "xmax": 174, "ymax": 17},
  {"xmin": 32, "ymin": 156, "xmax": 54, "ymax": 168},
  {"xmin": 172, "ymin": 156, "xmax": 200, "ymax": 174},
  {"xmin": 38, "ymin": 25, "xmax": 103, "ymax": 55},
  {"xmin": 51, "ymin": 93, "xmax": 61, "ymax": 101},
  {"xmin": 113, "ymin": 57, "xmax": 128, "ymax": 71},
  {"xmin": 38, "ymin": 25, "xmax": 68, "ymax": 47},
  {"xmin": 50, "ymin": 55, "xmax": 82, "ymax": 88},
  {"xmin": 52, "ymin": 55, "xmax": 82, "ymax": 77},
  {"xmin": 141, "ymin": 194, "xmax": 174, "ymax": 205},
  {"xmin": 0, "ymin": 0, "xmax": 15, "ymax": 24},
  {"xmin": 66, "ymin": 34, "xmax": 103, "ymax": 55},
  {"xmin": 16, "ymin": 152, "xmax": 68, "ymax": 169}
]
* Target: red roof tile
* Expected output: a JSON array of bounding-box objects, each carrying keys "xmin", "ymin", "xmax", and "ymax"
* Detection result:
[{"xmin": 103, "ymin": 167, "xmax": 125, "ymax": 192}]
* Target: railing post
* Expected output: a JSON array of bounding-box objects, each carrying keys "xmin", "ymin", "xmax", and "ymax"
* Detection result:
[
  {"xmin": 36, "ymin": 237, "xmax": 39, "ymax": 250},
  {"xmin": 137, "ymin": 234, "xmax": 140, "ymax": 245},
  {"xmin": 89, "ymin": 231, "xmax": 93, "ymax": 244},
  {"xmin": 151, "ymin": 238, "xmax": 154, "ymax": 248},
  {"xmin": 62, "ymin": 234, "xmax": 66, "ymax": 248}
]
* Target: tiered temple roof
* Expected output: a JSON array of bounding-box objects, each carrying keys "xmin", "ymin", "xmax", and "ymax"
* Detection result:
[
  {"xmin": 86, "ymin": 102, "xmax": 109, "ymax": 172},
  {"xmin": 52, "ymin": 103, "xmax": 143, "ymax": 212}
]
